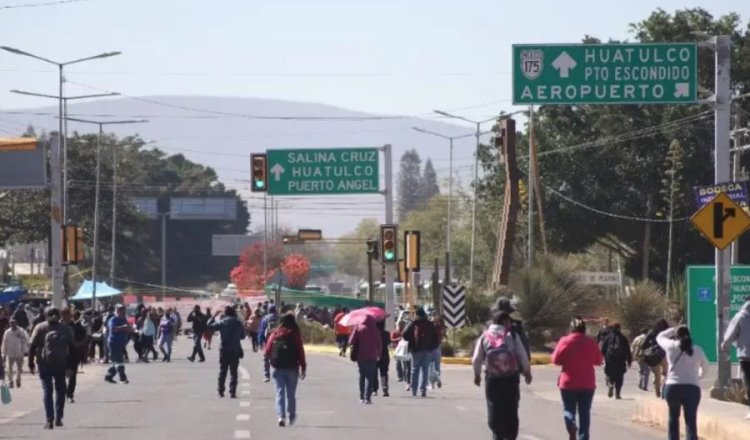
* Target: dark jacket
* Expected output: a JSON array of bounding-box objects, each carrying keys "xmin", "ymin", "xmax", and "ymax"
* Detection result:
[
  {"xmin": 187, "ymin": 311, "xmax": 208, "ymax": 335},
  {"xmin": 403, "ymin": 317, "xmax": 439, "ymax": 353},
  {"xmin": 601, "ymin": 329, "xmax": 632, "ymax": 376},
  {"xmin": 29, "ymin": 320, "xmax": 75, "ymax": 371},
  {"xmin": 348, "ymin": 316, "xmax": 381, "ymax": 361},
  {"xmin": 510, "ymin": 318, "xmax": 531, "ymax": 361},
  {"xmin": 208, "ymin": 316, "xmax": 246, "ymax": 352}
]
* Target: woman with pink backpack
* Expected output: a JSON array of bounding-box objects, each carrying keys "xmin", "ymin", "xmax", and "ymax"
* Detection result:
[{"xmin": 472, "ymin": 311, "xmax": 532, "ymax": 440}]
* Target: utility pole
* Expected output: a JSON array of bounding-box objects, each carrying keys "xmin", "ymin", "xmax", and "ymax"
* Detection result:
[
  {"xmin": 527, "ymin": 106, "xmax": 535, "ymax": 267},
  {"xmin": 49, "ymin": 133, "xmax": 64, "ymax": 307},
  {"xmin": 711, "ymin": 34, "xmax": 732, "ymax": 398},
  {"xmin": 161, "ymin": 212, "xmax": 169, "ymax": 295},
  {"xmin": 731, "ymin": 109, "xmax": 743, "ymax": 264}
]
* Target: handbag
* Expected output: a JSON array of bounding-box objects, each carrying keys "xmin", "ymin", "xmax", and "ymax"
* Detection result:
[
  {"xmin": 394, "ymin": 340, "xmax": 410, "ymax": 361},
  {"xmin": 1, "ymin": 383, "xmax": 11, "ymax": 405}
]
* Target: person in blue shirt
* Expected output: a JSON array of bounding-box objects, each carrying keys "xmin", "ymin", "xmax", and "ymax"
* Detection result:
[
  {"xmin": 257, "ymin": 306, "xmax": 279, "ymax": 382},
  {"xmin": 105, "ymin": 305, "xmax": 134, "ymax": 384},
  {"xmin": 207, "ymin": 305, "xmax": 246, "ymax": 398}
]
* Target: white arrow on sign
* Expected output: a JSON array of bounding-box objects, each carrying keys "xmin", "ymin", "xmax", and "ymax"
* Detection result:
[
  {"xmin": 674, "ymin": 82, "xmax": 690, "ymax": 98},
  {"xmin": 552, "ymin": 51, "xmax": 577, "ymax": 78},
  {"xmin": 270, "ymin": 163, "xmax": 285, "ymax": 181}
]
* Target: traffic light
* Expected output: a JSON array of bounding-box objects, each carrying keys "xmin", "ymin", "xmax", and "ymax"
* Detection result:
[
  {"xmin": 379, "ymin": 224, "xmax": 398, "ymax": 264},
  {"xmin": 63, "ymin": 225, "xmax": 84, "ymax": 264},
  {"xmin": 366, "ymin": 238, "xmax": 379, "ymax": 261},
  {"xmin": 404, "ymin": 230, "xmax": 421, "ymax": 272},
  {"xmin": 251, "ymin": 153, "xmax": 267, "ymax": 192}
]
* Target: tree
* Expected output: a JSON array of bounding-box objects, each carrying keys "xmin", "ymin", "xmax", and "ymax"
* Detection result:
[
  {"xmin": 661, "ymin": 139, "xmax": 686, "ymax": 292},
  {"xmin": 230, "ymin": 242, "xmax": 283, "ymax": 290},
  {"xmin": 281, "ymin": 254, "xmax": 311, "ymax": 289},
  {"xmin": 397, "ymin": 149, "xmax": 423, "ymax": 221},
  {"xmin": 419, "ymin": 159, "xmax": 440, "ymax": 206},
  {"xmin": 333, "ymin": 218, "xmax": 380, "ymax": 279}
]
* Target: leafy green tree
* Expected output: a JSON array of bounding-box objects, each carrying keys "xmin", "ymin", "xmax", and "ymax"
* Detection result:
[
  {"xmin": 419, "ymin": 159, "xmax": 440, "ymax": 205},
  {"xmin": 397, "ymin": 149, "xmax": 422, "ymax": 221}
]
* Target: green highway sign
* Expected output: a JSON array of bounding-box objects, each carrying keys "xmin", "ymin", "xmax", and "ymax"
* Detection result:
[
  {"xmin": 513, "ymin": 43, "xmax": 697, "ymax": 105},
  {"xmin": 687, "ymin": 265, "xmax": 750, "ymax": 363},
  {"xmin": 266, "ymin": 147, "xmax": 380, "ymax": 196}
]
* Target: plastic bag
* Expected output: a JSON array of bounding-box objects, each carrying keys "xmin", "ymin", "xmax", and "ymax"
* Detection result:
[
  {"xmin": 1, "ymin": 383, "xmax": 11, "ymax": 405},
  {"xmin": 394, "ymin": 340, "xmax": 410, "ymax": 361}
]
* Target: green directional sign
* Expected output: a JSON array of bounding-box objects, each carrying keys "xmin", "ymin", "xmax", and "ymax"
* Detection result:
[
  {"xmin": 513, "ymin": 43, "xmax": 697, "ymax": 105},
  {"xmin": 687, "ymin": 265, "xmax": 750, "ymax": 363},
  {"xmin": 266, "ymin": 147, "xmax": 380, "ymax": 196}
]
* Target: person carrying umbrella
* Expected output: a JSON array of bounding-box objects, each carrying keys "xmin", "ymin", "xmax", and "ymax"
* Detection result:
[{"xmin": 347, "ymin": 311, "xmax": 382, "ymax": 404}]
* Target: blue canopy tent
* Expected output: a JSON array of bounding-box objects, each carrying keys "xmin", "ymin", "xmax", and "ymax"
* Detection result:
[
  {"xmin": 0, "ymin": 286, "xmax": 27, "ymax": 305},
  {"xmin": 69, "ymin": 281, "xmax": 122, "ymax": 302}
]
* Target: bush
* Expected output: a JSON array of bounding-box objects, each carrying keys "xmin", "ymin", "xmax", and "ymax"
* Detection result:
[
  {"xmin": 615, "ymin": 280, "xmax": 670, "ymax": 336},
  {"xmin": 449, "ymin": 324, "xmax": 484, "ymax": 356},
  {"xmin": 513, "ymin": 255, "xmax": 598, "ymax": 349},
  {"xmin": 299, "ymin": 320, "xmax": 336, "ymax": 345},
  {"xmin": 465, "ymin": 288, "xmax": 495, "ymax": 325}
]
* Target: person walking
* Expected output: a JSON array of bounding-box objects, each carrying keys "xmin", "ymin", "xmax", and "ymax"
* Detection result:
[
  {"xmin": 247, "ymin": 309, "xmax": 262, "ymax": 352},
  {"xmin": 596, "ymin": 318, "xmax": 612, "ymax": 349},
  {"xmin": 203, "ymin": 307, "xmax": 215, "ymax": 350},
  {"xmin": 391, "ymin": 320, "xmax": 411, "ymax": 389},
  {"xmin": 62, "ymin": 309, "xmax": 87, "ymax": 402},
  {"xmin": 264, "ymin": 313, "xmax": 307, "ymax": 427},
  {"xmin": 551, "ymin": 317, "xmax": 604, "ymax": 440},
  {"xmin": 207, "ymin": 306, "xmax": 246, "ymax": 398},
  {"xmin": 722, "ymin": 297, "xmax": 750, "ymax": 420},
  {"xmin": 642, "ymin": 319, "xmax": 670, "ymax": 398},
  {"xmin": 28, "ymin": 307, "xmax": 76, "ymax": 430},
  {"xmin": 157, "ymin": 309, "xmax": 175, "ymax": 362},
  {"xmin": 105, "ymin": 305, "xmax": 134, "ymax": 384},
  {"xmin": 600, "ymin": 323, "xmax": 632, "ymax": 399},
  {"xmin": 2, "ymin": 318, "xmax": 29, "ymax": 388},
  {"xmin": 348, "ymin": 315, "xmax": 381, "ymax": 404},
  {"xmin": 658, "ymin": 325, "xmax": 708, "ymax": 440},
  {"xmin": 630, "ymin": 328, "xmax": 650, "ymax": 392},
  {"xmin": 333, "ymin": 307, "xmax": 350, "ymax": 357},
  {"xmin": 402, "ymin": 308, "xmax": 438, "ymax": 397},
  {"xmin": 258, "ymin": 306, "xmax": 280, "ymax": 382},
  {"xmin": 492, "ymin": 297, "xmax": 531, "ymax": 361},
  {"xmin": 472, "ymin": 311, "xmax": 532, "ymax": 440},
  {"xmin": 430, "ymin": 316, "xmax": 446, "ymax": 389},
  {"xmin": 187, "ymin": 305, "xmax": 208, "ymax": 363},
  {"xmin": 371, "ymin": 319, "xmax": 391, "ymax": 397},
  {"xmin": 12, "ymin": 304, "xmax": 30, "ymax": 332}
]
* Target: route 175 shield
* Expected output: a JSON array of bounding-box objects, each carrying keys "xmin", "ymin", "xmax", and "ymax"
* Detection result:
[{"xmin": 520, "ymin": 49, "xmax": 544, "ymax": 80}]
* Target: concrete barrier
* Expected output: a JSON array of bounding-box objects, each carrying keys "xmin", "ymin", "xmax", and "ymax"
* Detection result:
[{"xmin": 632, "ymin": 396, "xmax": 750, "ymax": 440}]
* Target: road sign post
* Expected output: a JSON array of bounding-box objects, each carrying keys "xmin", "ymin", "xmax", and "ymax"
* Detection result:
[
  {"xmin": 513, "ymin": 43, "xmax": 697, "ymax": 105},
  {"xmin": 266, "ymin": 148, "xmax": 380, "ymax": 196}
]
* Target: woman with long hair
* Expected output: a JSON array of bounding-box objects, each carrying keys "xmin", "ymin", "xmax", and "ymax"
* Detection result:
[
  {"xmin": 551, "ymin": 317, "xmax": 603, "ymax": 440},
  {"xmin": 657, "ymin": 324, "xmax": 708, "ymax": 440},
  {"xmin": 264, "ymin": 313, "xmax": 306, "ymax": 427}
]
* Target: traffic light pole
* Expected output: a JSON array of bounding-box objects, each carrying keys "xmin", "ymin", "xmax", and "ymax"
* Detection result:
[
  {"xmin": 49, "ymin": 133, "xmax": 64, "ymax": 308},
  {"xmin": 383, "ymin": 144, "xmax": 395, "ymax": 331}
]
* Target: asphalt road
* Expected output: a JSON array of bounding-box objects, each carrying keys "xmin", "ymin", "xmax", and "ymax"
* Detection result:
[{"xmin": 1, "ymin": 337, "xmax": 665, "ymax": 440}]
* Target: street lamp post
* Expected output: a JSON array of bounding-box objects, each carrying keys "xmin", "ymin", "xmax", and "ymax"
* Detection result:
[
  {"xmin": 411, "ymin": 127, "xmax": 478, "ymax": 271},
  {"xmin": 1, "ymin": 46, "xmax": 121, "ymax": 307},
  {"xmin": 64, "ymin": 118, "xmax": 147, "ymax": 309},
  {"xmin": 9, "ymin": 89, "xmax": 120, "ymax": 222}
]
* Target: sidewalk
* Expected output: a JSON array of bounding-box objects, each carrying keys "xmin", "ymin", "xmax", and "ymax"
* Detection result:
[{"xmin": 633, "ymin": 394, "xmax": 749, "ymax": 440}]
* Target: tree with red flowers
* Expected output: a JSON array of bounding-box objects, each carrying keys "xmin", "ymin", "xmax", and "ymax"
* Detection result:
[
  {"xmin": 281, "ymin": 253, "xmax": 311, "ymax": 289},
  {"xmin": 229, "ymin": 242, "xmax": 283, "ymax": 290}
]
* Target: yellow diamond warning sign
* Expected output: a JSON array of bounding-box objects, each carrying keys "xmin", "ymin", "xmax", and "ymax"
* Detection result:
[{"xmin": 691, "ymin": 192, "xmax": 750, "ymax": 250}]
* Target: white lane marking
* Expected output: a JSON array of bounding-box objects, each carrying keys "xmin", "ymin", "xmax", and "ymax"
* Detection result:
[
  {"xmin": 239, "ymin": 365, "xmax": 250, "ymax": 380},
  {"xmin": 521, "ymin": 435, "xmax": 546, "ymax": 440},
  {"xmin": 240, "ymin": 401, "xmax": 250, "ymax": 407},
  {"xmin": 236, "ymin": 414, "xmax": 250, "ymax": 421},
  {"xmin": 241, "ymin": 390, "xmax": 250, "ymax": 396},
  {"xmin": 234, "ymin": 430, "xmax": 251, "ymax": 439}
]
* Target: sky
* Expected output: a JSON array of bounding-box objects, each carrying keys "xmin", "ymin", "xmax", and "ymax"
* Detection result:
[{"xmin": 1, "ymin": 0, "xmax": 748, "ymax": 122}]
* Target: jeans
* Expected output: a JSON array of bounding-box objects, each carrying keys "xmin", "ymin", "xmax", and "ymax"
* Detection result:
[
  {"xmin": 219, "ymin": 349, "xmax": 240, "ymax": 395},
  {"xmin": 410, "ymin": 351, "xmax": 430, "ymax": 395},
  {"xmin": 357, "ymin": 359, "xmax": 377, "ymax": 401},
  {"xmin": 740, "ymin": 360, "xmax": 750, "ymax": 406},
  {"xmin": 664, "ymin": 384, "xmax": 701, "ymax": 440},
  {"xmin": 486, "ymin": 375, "xmax": 521, "ymax": 440},
  {"xmin": 272, "ymin": 368, "xmax": 299, "ymax": 419},
  {"xmin": 66, "ymin": 362, "xmax": 78, "ymax": 398},
  {"xmin": 560, "ymin": 389, "xmax": 595, "ymax": 440},
  {"xmin": 106, "ymin": 342, "xmax": 128, "ymax": 382},
  {"xmin": 263, "ymin": 356, "xmax": 271, "ymax": 379},
  {"xmin": 429, "ymin": 348, "xmax": 442, "ymax": 384},
  {"xmin": 191, "ymin": 333, "xmax": 205, "ymax": 361},
  {"xmin": 39, "ymin": 367, "xmax": 66, "ymax": 422},
  {"xmin": 159, "ymin": 335, "xmax": 173, "ymax": 361},
  {"xmin": 4, "ymin": 357, "xmax": 23, "ymax": 384},
  {"xmin": 638, "ymin": 361, "xmax": 650, "ymax": 390}
]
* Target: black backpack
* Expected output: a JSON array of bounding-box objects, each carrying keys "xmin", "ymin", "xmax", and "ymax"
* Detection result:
[
  {"xmin": 41, "ymin": 324, "xmax": 69, "ymax": 369},
  {"xmin": 643, "ymin": 343, "xmax": 666, "ymax": 367},
  {"xmin": 605, "ymin": 333, "xmax": 627, "ymax": 359},
  {"xmin": 270, "ymin": 334, "xmax": 297, "ymax": 369}
]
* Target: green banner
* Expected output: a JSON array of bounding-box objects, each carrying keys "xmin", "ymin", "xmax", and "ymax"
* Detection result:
[{"xmin": 686, "ymin": 265, "xmax": 750, "ymax": 362}]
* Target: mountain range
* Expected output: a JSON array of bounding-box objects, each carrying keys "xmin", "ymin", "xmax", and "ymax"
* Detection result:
[{"xmin": 0, "ymin": 96, "xmax": 485, "ymax": 236}]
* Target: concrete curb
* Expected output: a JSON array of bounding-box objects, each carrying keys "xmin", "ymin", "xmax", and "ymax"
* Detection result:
[
  {"xmin": 632, "ymin": 397, "xmax": 749, "ymax": 440},
  {"xmin": 304, "ymin": 345, "xmax": 552, "ymax": 366}
]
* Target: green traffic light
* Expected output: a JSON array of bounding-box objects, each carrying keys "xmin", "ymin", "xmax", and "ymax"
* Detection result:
[
  {"xmin": 384, "ymin": 250, "xmax": 395, "ymax": 260},
  {"xmin": 254, "ymin": 180, "xmax": 265, "ymax": 188}
]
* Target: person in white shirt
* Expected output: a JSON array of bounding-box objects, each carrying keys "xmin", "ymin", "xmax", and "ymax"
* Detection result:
[
  {"xmin": 657, "ymin": 325, "xmax": 708, "ymax": 440},
  {"xmin": 2, "ymin": 318, "xmax": 30, "ymax": 388}
]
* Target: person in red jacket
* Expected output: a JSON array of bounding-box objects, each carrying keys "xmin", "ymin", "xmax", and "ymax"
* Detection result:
[
  {"xmin": 264, "ymin": 313, "xmax": 307, "ymax": 427},
  {"xmin": 551, "ymin": 317, "xmax": 604, "ymax": 440},
  {"xmin": 333, "ymin": 308, "xmax": 350, "ymax": 357}
]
